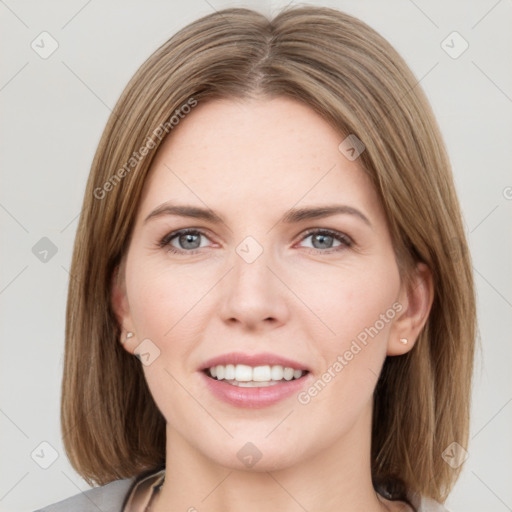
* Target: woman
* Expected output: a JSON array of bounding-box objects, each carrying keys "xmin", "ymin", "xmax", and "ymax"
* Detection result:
[{"xmin": 36, "ymin": 5, "xmax": 475, "ymax": 512}]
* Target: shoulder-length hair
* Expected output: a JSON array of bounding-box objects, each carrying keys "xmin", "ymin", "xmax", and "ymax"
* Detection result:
[{"xmin": 62, "ymin": 6, "xmax": 476, "ymax": 503}]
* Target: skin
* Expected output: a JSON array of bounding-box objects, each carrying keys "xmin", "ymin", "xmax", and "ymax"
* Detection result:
[{"xmin": 112, "ymin": 97, "xmax": 433, "ymax": 512}]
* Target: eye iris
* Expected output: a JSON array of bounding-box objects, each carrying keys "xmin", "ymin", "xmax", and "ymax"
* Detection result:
[
  {"xmin": 179, "ymin": 233, "xmax": 201, "ymax": 249},
  {"xmin": 312, "ymin": 233, "xmax": 333, "ymax": 249}
]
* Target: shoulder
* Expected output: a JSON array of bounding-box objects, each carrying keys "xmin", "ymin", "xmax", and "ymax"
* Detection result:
[{"xmin": 33, "ymin": 476, "xmax": 136, "ymax": 512}]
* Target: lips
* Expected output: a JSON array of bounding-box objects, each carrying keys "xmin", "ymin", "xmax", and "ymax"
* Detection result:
[{"xmin": 199, "ymin": 352, "xmax": 311, "ymax": 408}]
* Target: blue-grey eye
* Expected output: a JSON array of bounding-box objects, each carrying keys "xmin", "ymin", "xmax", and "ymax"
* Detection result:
[
  {"xmin": 300, "ymin": 230, "xmax": 350, "ymax": 251},
  {"xmin": 173, "ymin": 231, "xmax": 203, "ymax": 250},
  {"xmin": 160, "ymin": 229, "xmax": 209, "ymax": 253},
  {"xmin": 311, "ymin": 233, "xmax": 336, "ymax": 249}
]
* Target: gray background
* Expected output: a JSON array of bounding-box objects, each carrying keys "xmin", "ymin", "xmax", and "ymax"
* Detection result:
[{"xmin": 1, "ymin": 0, "xmax": 511, "ymax": 511}]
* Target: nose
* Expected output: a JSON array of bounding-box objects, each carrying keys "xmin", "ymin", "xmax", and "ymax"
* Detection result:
[{"xmin": 218, "ymin": 245, "xmax": 290, "ymax": 331}]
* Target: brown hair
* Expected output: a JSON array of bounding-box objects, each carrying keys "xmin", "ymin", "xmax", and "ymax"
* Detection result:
[{"xmin": 62, "ymin": 5, "xmax": 476, "ymax": 503}]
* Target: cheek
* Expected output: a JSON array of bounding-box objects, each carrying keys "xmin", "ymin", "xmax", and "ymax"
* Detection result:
[
  {"xmin": 126, "ymin": 255, "xmax": 211, "ymax": 340},
  {"xmin": 293, "ymin": 257, "xmax": 400, "ymax": 344},
  {"xmin": 124, "ymin": 257, "xmax": 208, "ymax": 425},
  {"xmin": 292, "ymin": 257, "xmax": 401, "ymax": 408}
]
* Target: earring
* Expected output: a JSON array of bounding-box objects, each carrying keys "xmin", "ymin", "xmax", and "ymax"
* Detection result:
[
  {"xmin": 399, "ymin": 337, "xmax": 408, "ymax": 345},
  {"xmin": 123, "ymin": 331, "xmax": 134, "ymax": 344}
]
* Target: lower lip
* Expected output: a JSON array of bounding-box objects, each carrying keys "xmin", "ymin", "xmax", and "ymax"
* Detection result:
[{"xmin": 200, "ymin": 371, "xmax": 311, "ymax": 408}]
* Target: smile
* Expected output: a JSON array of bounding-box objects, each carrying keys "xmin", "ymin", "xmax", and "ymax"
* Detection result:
[
  {"xmin": 200, "ymin": 353, "xmax": 311, "ymax": 407},
  {"xmin": 206, "ymin": 364, "xmax": 307, "ymax": 387}
]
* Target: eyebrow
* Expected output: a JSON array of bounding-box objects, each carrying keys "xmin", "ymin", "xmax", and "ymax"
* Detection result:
[{"xmin": 144, "ymin": 203, "xmax": 371, "ymax": 227}]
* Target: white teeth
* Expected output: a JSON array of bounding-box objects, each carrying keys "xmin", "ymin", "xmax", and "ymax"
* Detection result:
[
  {"xmin": 271, "ymin": 365, "xmax": 284, "ymax": 380},
  {"xmin": 225, "ymin": 364, "xmax": 235, "ymax": 380},
  {"xmin": 283, "ymin": 367, "xmax": 294, "ymax": 381},
  {"xmin": 235, "ymin": 364, "xmax": 253, "ymax": 382},
  {"xmin": 207, "ymin": 364, "xmax": 305, "ymax": 384},
  {"xmin": 253, "ymin": 365, "xmax": 271, "ymax": 382}
]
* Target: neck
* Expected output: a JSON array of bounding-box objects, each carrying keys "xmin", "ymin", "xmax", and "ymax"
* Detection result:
[{"xmin": 151, "ymin": 403, "xmax": 396, "ymax": 512}]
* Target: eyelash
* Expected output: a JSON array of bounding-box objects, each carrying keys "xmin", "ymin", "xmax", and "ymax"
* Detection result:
[{"xmin": 158, "ymin": 228, "xmax": 353, "ymax": 255}]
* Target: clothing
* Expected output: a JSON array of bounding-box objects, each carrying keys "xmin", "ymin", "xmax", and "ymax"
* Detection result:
[{"xmin": 34, "ymin": 468, "xmax": 451, "ymax": 512}]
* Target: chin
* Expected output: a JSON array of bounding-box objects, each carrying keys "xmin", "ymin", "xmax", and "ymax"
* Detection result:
[{"xmin": 196, "ymin": 433, "xmax": 307, "ymax": 473}]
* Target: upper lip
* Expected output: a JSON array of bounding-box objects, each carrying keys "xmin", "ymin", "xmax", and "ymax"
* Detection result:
[{"xmin": 200, "ymin": 352, "xmax": 310, "ymax": 372}]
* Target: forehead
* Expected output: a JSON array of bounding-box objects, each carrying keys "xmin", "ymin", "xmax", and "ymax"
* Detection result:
[{"xmin": 138, "ymin": 97, "xmax": 382, "ymax": 223}]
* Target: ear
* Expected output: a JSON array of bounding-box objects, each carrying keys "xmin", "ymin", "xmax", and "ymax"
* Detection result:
[
  {"xmin": 387, "ymin": 262, "xmax": 434, "ymax": 356},
  {"xmin": 111, "ymin": 262, "xmax": 137, "ymax": 355}
]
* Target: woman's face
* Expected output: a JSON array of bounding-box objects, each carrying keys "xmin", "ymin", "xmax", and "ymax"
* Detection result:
[{"xmin": 115, "ymin": 97, "xmax": 417, "ymax": 471}]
